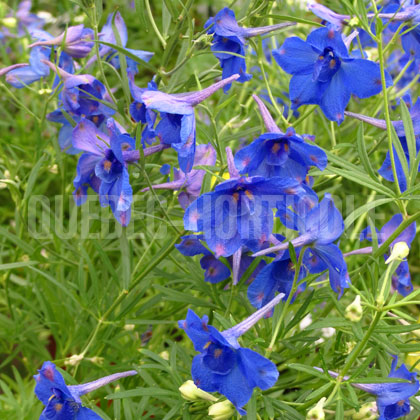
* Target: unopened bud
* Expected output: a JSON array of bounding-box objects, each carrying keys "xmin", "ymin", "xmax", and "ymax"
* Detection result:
[
  {"xmin": 65, "ymin": 354, "xmax": 84, "ymax": 366},
  {"xmin": 124, "ymin": 323, "xmax": 135, "ymax": 331},
  {"xmin": 306, "ymin": 397, "xmax": 326, "ymax": 420},
  {"xmin": 352, "ymin": 401, "xmax": 378, "ymax": 419},
  {"xmin": 349, "ymin": 17, "xmax": 361, "ymax": 27},
  {"xmin": 345, "ymin": 295, "xmax": 363, "ymax": 322},
  {"xmin": 179, "ymin": 380, "xmax": 218, "ymax": 402},
  {"xmin": 1, "ymin": 17, "xmax": 16, "ymax": 28},
  {"xmin": 159, "ymin": 351, "xmax": 169, "ymax": 360},
  {"xmin": 385, "ymin": 242, "xmax": 409, "ymax": 264},
  {"xmin": 208, "ymin": 400, "xmax": 236, "ymax": 419}
]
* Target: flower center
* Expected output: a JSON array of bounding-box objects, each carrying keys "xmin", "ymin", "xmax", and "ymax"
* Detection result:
[{"xmin": 313, "ymin": 47, "xmax": 341, "ymax": 83}]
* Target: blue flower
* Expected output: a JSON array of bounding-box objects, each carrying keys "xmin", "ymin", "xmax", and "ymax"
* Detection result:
[
  {"xmin": 360, "ymin": 214, "xmax": 416, "ymax": 296},
  {"xmin": 140, "ymin": 74, "xmax": 239, "ymax": 172},
  {"xmin": 354, "ymin": 357, "xmax": 419, "ymax": 420},
  {"xmin": 175, "ymin": 234, "xmax": 266, "ymax": 284},
  {"xmin": 34, "ymin": 361, "xmax": 137, "ymax": 420},
  {"xmin": 72, "ymin": 118, "xmax": 136, "ymax": 226},
  {"xmin": 234, "ymin": 94, "xmax": 326, "ymax": 180},
  {"xmin": 5, "ymin": 30, "xmax": 52, "ymax": 88},
  {"xmin": 273, "ymin": 26, "xmax": 392, "ymax": 124},
  {"xmin": 184, "ymin": 175, "xmax": 305, "ymax": 257},
  {"xmin": 28, "ymin": 24, "xmax": 94, "ymax": 58},
  {"xmin": 179, "ymin": 294, "xmax": 283, "ymax": 414},
  {"xmin": 205, "ymin": 8, "xmax": 294, "ymax": 92},
  {"xmin": 253, "ymin": 193, "xmax": 350, "ymax": 297},
  {"xmin": 247, "ymin": 247, "xmax": 307, "ymax": 309}
]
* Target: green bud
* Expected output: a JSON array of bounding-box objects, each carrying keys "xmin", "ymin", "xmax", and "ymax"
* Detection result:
[
  {"xmin": 179, "ymin": 380, "xmax": 218, "ymax": 402},
  {"xmin": 385, "ymin": 241, "xmax": 409, "ymax": 264},
  {"xmin": 208, "ymin": 400, "xmax": 236, "ymax": 420},
  {"xmin": 307, "ymin": 397, "xmax": 326, "ymax": 420},
  {"xmin": 352, "ymin": 401, "xmax": 378, "ymax": 419},
  {"xmin": 345, "ymin": 295, "xmax": 363, "ymax": 322}
]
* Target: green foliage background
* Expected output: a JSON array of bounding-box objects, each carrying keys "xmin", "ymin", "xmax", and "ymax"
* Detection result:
[{"xmin": 1, "ymin": 0, "xmax": 420, "ymax": 419}]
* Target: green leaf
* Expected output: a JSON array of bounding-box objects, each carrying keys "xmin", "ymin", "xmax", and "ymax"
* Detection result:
[{"xmin": 356, "ymin": 122, "xmax": 378, "ymax": 180}]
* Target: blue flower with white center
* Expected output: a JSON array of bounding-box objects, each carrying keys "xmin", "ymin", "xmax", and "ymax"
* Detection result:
[
  {"xmin": 72, "ymin": 118, "xmax": 136, "ymax": 226},
  {"xmin": 273, "ymin": 25, "xmax": 392, "ymax": 124},
  {"xmin": 253, "ymin": 193, "xmax": 350, "ymax": 297},
  {"xmin": 34, "ymin": 361, "xmax": 137, "ymax": 420},
  {"xmin": 139, "ymin": 74, "xmax": 239, "ymax": 173},
  {"xmin": 179, "ymin": 293, "xmax": 283, "ymax": 414},
  {"xmin": 235, "ymin": 95, "xmax": 327, "ymax": 181},
  {"xmin": 204, "ymin": 8, "xmax": 295, "ymax": 92}
]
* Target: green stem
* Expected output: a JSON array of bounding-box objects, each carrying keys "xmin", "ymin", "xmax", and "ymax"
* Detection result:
[
  {"xmin": 145, "ymin": 0, "xmax": 166, "ymax": 48},
  {"xmin": 266, "ymin": 246, "xmax": 306, "ymax": 357}
]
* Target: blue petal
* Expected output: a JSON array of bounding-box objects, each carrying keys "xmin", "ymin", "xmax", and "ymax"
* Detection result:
[
  {"xmin": 72, "ymin": 119, "xmax": 109, "ymax": 155},
  {"xmin": 200, "ymin": 255, "xmax": 231, "ymax": 283},
  {"xmin": 306, "ymin": 27, "xmax": 349, "ymax": 58},
  {"xmin": 203, "ymin": 342, "xmax": 236, "ymax": 374},
  {"xmin": 289, "ymin": 140, "xmax": 327, "ymax": 171},
  {"xmin": 273, "ymin": 37, "xmax": 318, "ymax": 75},
  {"xmin": 289, "ymin": 74, "xmax": 324, "ymax": 110},
  {"xmin": 77, "ymin": 407, "xmax": 103, "ymax": 420},
  {"xmin": 238, "ymin": 347, "xmax": 279, "ymax": 390},
  {"xmin": 191, "ymin": 354, "xmax": 218, "ymax": 392},
  {"xmin": 319, "ymin": 67, "xmax": 351, "ymax": 124},
  {"xmin": 380, "ymin": 214, "xmax": 416, "ymax": 247},
  {"xmin": 5, "ymin": 66, "xmax": 43, "ymax": 88},
  {"xmin": 234, "ymin": 135, "xmax": 267, "ymax": 175},
  {"xmin": 178, "ymin": 309, "xmax": 212, "ymax": 352},
  {"xmin": 340, "ymin": 58, "xmax": 392, "ymax": 98},
  {"xmin": 175, "ymin": 235, "xmax": 209, "ymax": 256},
  {"xmin": 34, "ymin": 362, "xmax": 71, "ymax": 406}
]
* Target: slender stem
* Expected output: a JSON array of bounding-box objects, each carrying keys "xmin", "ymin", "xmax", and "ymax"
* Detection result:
[
  {"xmin": 375, "ymin": 2, "xmax": 401, "ymax": 196},
  {"xmin": 145, "ymin": 0, "xmax": 166, "ymax": 48},
  {"xmin": 330, "ymin": 121, "xmax": 336, "ymax": 148},
  {"xmin": 266, "ymin": 246, "xmax": 306, "ymax": 357}
]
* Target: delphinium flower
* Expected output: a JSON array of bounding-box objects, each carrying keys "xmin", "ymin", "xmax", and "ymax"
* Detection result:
[
  {"xmin": 184, "ymin": 169, "xmax": 305, "ymax": 257},
  {"xmin": 247, "ymin": 246, "xmax": 307, "ymax": 309},
  {"xmin": 175, "ymin": 234, "xmax": 266, "ymax": 284},
  {"xmin": 316, "ymin": 356, "xmax": 420, "ymax": 420},
  {"xmin": 27, "ymin": 24, "xmax": 94, "ymax": 58},
  {"xmin": 4, "ymin": 29, "xmax": 53, "ymax": 88},
  {"xmin": 34, "ymin": 361, "xmax": 137, "ymax": 419},
  {"xmin": 86, "ymin": 12, "xmax": 153, "ymax": 75},
  {"xmin": 273, "ymin": 25, "xmax": 392, "ymax": 124},
  {"xmin": 142, "ymin": 143, "xmax": 217, "ymax": 209},
  {"xmin": 139, "ymin": 73, "xmax": 240, "ymax": 173},
  {"xmin": 234, "ymin": 94, "xmax": 327, "ymax": 181},
  {"xmin": 253, "ymin": 193, "xmax": 350, "ymax": 297},
  {"xmin": 204, "ymin": 8, "xmax": 295, "ymax": 92},
  {"xmin": 72, "ymin": 118, "xmax": 139, "ymax": 226},
  {"xmin": 179, "ymin": 293, "xmax": 284, "ymax": 414},
  {"xmin": 345, "ymin": 98, "xmax": 420, "ymax": 192},
  {"xmin": 345, "ymin": 214, "xmax": 416, "ymax": 296}
]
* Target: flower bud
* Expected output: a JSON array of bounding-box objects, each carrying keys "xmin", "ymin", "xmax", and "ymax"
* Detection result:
[
  {"xmin": 65, "ymin": 354, "xmax": 84, "ymax": 366},
  {"xmin": 352, "ymin": 401, "xmax": 378, "ymax": 419},
  {"xmin": 208, "ymin": 400, "xmax": 236, "ymax": 419},
  {"xmin": 1, "ymin": 17, "xmax": 16, "ymax": 28},
  {"xmin": 306, "ymin": 397, "xmax": 326, "ymax": 420},
  {"xmin": 345, "ymin": 295, "xmax": 363, "ymax": 322},
  {"xmin": 124, "ymin": 323, "xmax": 135, "ymax": 331},
  {"xmin": 179, "ymin": 380, "xmax": 218, "ymax": 402},
  {"xmin": 385, "ymin": 242, "xmax": 409, "ymax": 264}
]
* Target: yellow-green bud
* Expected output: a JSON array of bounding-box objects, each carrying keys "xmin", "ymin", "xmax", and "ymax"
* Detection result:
[
  {"xmin": 352, "ymin": 401, "xmax": 378, "ymax": 419},
  {"xmin": 345, "ymin": 295, "xmax": 363, "ymax": 322},
  {"xmin": 306, "ymin": 397, "xmax": 326, "ymax": 420},
  {"xmin": 179, "ymin": 380, "xmax": 218, "ymax": 402},
  {"xmin": 349, "ymin": 17, "xmax": 361, "ymax": 27},
  {"xmin": 1, "ymin": 17, "xmax": 16, "ymax": 28},
  {"xmin": 385, "ymin": 241, "xmax": 409, "ymax": 264},
  {"xmin": 64, "ymin": 354, "xmax": 83, "ymax": 366},
  {"xmin": 208, "ymin": 400, "xmax": 236, "ymax": 420}
]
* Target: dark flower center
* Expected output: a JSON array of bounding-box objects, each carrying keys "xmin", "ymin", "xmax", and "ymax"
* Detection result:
[{"xmin": 313, "ymin": 47, "xmax": 341, "ymax": 83}]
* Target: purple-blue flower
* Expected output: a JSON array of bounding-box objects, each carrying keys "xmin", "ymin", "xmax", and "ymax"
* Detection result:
[
  {"xmin": 178, "ymin": 294, "xmax": 283, "ymax": 414},
  {"xmin": 140, "ymin": 74, "xmax": 239, "ymax": 173},
  {"xmin": 319, "ymin": 356, "xmax": 419, "ymax": 420},
  {"xmin": 184, "ymin": 175, "xmax": 305, "ymax": 258},
  {"xmin": 253, "ymin": 193, "xmax": 350, "ymax": 297},
  {"xmin": 273, "ymin": 26, "xmax": 392, "ymax": 124},
  {"xmin": 205, "ymin": 8, "xmax": 294, "ymax": 92},
  {"xmin": 28, "ymin": 24, "xmax": 94, "ymax": 58},
  {"xmin": 234, "ymin": 95, "xmax": 327, "ymax": 180},
  {"xmin": 34, "ymin": 361, "xmax": 137, "ymax": 420},
  {"xmin": 72, "ymin": 118, "xmax": 136, "ymax": 226}
]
